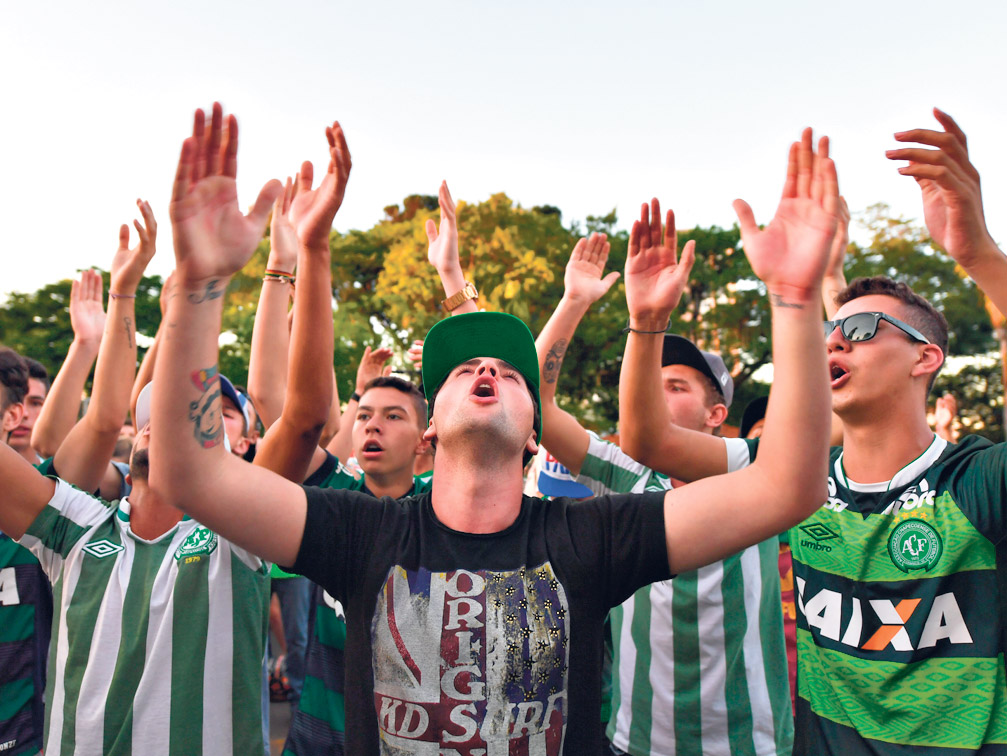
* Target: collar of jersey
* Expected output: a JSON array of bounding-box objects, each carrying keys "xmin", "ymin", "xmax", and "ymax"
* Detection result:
[
  {"xmin": 835, "ymin": 433, "xmax": 946, "ymax": 493},
  {"xmin": 116, "ymin": 498, "xmax": 192, "ymax": 523}
]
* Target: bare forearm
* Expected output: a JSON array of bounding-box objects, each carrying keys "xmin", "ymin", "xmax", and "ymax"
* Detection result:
[
  {"xmin": 87, "ymin": 298, "xmax": 138, "ymax": 434},
  {"xmin": 437, "ymin": 264, "xmax": 478, "ymax": 315},
  {"xmin": 822, "ymin": 272, "xmax": 847, "ymax": 319},
  {"xmin": 152, "ymin": 278, "xmax": 233, "ymax": 502},
  {"xmin": 248, "ymin": 277, "xmax": 292, "ymax": 429},
  {"xmin": 752, "ymin": 292, "xmax": 830, "ymax": 507},
  {"xmin": 963, "ymin": 242, "xmax": 1007, "ymax": 319},
  {"xmin": 319, "ymin": 368, "xmax": 341, "ymax": 447},
  {"xmin": 32, "ymin": 338, "xmax": 98, "ymax": 457},
  {"xmin": 535, "ymin": 295, "xmax": 591, "ymax": 470},
  {"xmin": 618, "ymin": 327, "xmax": 673, "ymax": 464},
  {"xmin": 284, "ymin": 244, "xmax": 332, "ymax": 437}
]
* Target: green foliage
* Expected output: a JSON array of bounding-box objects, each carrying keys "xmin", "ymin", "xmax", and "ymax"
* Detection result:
[{"xmin": 0, "ymin": 272, "xmax": 163, "ymax": 387}]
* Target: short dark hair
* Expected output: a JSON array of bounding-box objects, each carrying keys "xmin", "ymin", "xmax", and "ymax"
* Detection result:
[
  {"xmin": 24, "ymin": 358, "xmax": 50, "ymax": 392},
  {"xmin": 362, "ymin": 376, "xmax": 428, "ymax": 431},
  {"xmin": 427, "ymin": 376, "xmax": 541, "ymax": 467},
  {"xmin": 0, "ymin": 348, "xmax": 29, "ymax": 412},
  {"xmin": 836, "ymin": 276, "xmax": 949, "ymax": 391}
]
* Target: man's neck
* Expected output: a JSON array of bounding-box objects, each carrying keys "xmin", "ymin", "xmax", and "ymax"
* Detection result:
[
  {"xmin": 839, "ymin": 408, "xmax": 936, "ymax": 485},
  {"xmin": 430, "ymin": 452, "xmax": 525, "ymax": 534},
  {"xmin": 364, "ymin": 467, "xmax": 417, "ymax": 500},
  {"xmin": 127, "ymin": 482, "xmax": 185, "ymax": 540},
  {"xmin": 16, "ymin": 446, "xmax": 40, "ymax": 465}
]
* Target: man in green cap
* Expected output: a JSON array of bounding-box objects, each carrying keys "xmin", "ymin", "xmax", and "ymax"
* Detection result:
[{"xmin": 148, "ymin": 104, "xmax": 837, "ymax": 754}]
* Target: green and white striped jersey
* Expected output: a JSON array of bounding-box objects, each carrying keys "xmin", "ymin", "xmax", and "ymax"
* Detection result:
[
  {"xmin": 572, "ymin": 434, "xmax": 793, "ymax": 756},
  {"xmin": 18, "ymin": 479, "xmax": 270, "ymax": 756}
]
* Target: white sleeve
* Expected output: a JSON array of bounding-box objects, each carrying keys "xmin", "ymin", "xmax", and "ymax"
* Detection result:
[{"xmin": 723, "ymin": 437, "xmax": 754, "ymax": 473}]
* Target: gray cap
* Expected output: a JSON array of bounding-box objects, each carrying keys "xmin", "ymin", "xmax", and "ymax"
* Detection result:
[{"xmin": 661, "ymin": 335, "xmax": 734, "ymax": 407}]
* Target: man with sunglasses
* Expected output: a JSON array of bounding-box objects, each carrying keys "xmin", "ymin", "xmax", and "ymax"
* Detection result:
[{"xmin": 621, "ymin": 111, "xmax": 1007, "ymax": 754}]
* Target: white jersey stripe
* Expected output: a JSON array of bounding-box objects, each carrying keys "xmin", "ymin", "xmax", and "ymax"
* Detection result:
[
  {"xmin": 697, "ymin": 562, "xmax": 730, "ymax": 754},
  {"xmin": 647, "ymin": 582, "xmax": 677, "ymax": 756},
  {"xmin": 611, "ymin": 597, "xmax": 637, "ymax": 753},
  {"xmin": 203, "ymin": 543, "xmax": 234, "ymax": 756},
  {"xmin": 741, "ymin": 543, "xmax": 775, "ymax": 755}
]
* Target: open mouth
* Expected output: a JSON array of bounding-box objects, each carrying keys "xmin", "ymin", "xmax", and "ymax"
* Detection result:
[
  {"xmin": 470, "ymin": 377, "xmax": 498, "ymax": 399},
  {"xmin": 829, "ymin": 362, "xmax": 849, "ymax": 387},
  {"xmin": 361, "ymin": 440, "xmax": 384, "ymax": 455}
]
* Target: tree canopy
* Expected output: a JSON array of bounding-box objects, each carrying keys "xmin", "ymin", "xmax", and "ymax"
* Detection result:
[{"xmin": 0, "ymin": 196, "xmax": 999, "ymax": 438}]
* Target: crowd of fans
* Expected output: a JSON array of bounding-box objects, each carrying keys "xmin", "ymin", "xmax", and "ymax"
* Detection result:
[{"xmin": 0, "ymin": 103, "xmax": 1002, "ymax": 756}]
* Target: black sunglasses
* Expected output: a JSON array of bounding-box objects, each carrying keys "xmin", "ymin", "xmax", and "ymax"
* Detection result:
[{"xmin": 823, "ymin": 312, "xmax": 930, "ymax": 344}]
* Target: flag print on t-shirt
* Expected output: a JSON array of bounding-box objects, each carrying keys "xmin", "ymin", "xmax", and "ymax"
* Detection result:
[{"xmin": 371, "ymin": 563, "xmax": 569, "ymax": 755}]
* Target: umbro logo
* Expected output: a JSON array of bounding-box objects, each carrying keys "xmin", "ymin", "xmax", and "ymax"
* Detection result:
[
  {"xmin": 82, "ymin": 540, "xmax": 124, "ymax": 559},
  {"xmin": 800, "ymin": 523, "xmax": 841, "ymax": 542}
]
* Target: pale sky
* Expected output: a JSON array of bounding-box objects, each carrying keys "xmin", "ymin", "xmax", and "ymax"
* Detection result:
[{"xmin": 2, "ymin": 0, "xmax": 1004, "ymax": 297}]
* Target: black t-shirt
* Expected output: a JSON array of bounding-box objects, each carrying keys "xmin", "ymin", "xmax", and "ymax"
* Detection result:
[{"xmin": 292, "ymin": 487, "xmax": 670, "ymax": 755}]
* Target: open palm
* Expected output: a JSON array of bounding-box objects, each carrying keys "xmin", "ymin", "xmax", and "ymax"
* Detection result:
[
  {"xmin": 426, "ymin": 181, "xmax": 459, "ymax": 272},
  {"xmin": 624, "ymin": 199, "xmax": 695, "ymax": 323},
  {"xmin": 564, "ymin": 233, "xmax": 619, "ymax": 305},
  {"xmin": 289, "ymin": 121, "xmax": 351, "ymax": 251},
  {"xmin": 170, "ymin": 104, "xmax": 281, "ymax": 282}
]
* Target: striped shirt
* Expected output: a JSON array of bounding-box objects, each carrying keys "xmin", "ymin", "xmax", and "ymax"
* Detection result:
[
  {"xmin": 18, "ymin": 479, "xmax": 270, "ymax": 756},
  {"xmin": 573, "ymin": 434, "xmax": 793, "ymax": 756}
]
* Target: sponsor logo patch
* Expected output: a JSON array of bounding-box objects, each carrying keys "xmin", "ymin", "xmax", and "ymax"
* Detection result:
[{"xmin": 888, "ymin": 519, "xmax": 942, "ymax": 573}]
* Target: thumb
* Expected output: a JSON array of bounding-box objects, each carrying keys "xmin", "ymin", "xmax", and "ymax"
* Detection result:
[
  {"xmin": 382, "ymin": 365, "xmax": 392, "ymax": 377},
  {"xmin": 732, "ymin": 200, "xmax": 758, "ymax": 239},
  {"xmin": 118, "ymin": 224, "xmax": 130, "ymax": 250},
  {"xmin": 600, "ymin": 271, "xmax": 621, "ymax": 293},
  {"xmin": 679, "ymin": 240, "xmax": 696, "ymax": 275},
  {"xmin": 425, "ymin": 219, "xmax": 438, "ymax": 245},
  {"xmin": 249, "ymin": 179, "xmax": 284, "ymax": 230}
]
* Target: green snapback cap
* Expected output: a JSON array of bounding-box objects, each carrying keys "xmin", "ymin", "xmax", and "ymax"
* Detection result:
[{"xmin": 422, "ymin": 312, "xmax": 541, "ymax": 440}]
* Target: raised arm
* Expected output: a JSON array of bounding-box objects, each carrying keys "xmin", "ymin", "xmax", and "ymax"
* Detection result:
[
  {"xmin": 535, "ymin": 233, "xmax": 620, "ymax": 474},
  {"xmin": 427, "ymin": 181, "xmax": 478, "ymax": 315},
  {"xmin": 31, "ymin": 270, "xmax": 104, "ymax": 458},
  {"xmin": 887, "ymin": 108, "xmax": 1007, "ymax": 314},
  {"xmin": 54, "ymin": 201, "xmax": 156, "ymax": 495},
  {"xmin": 662, "ymin": 128, "xmax": 836, "ymax": 573},
  {"xmin": 0, "ymin": 442, "xmax": 57, "ymax": 540},
  {"xmin": 254, "ymin": 121, "xmax": 351, "ymax": 483},
  {"xmin": 247, "ymin": 177, "xmax": 297, "ymax": 429},
  {"xmin": 617, "ymin": 200, "xmax": 733, "ymax": 480},
  {"xmin": 150, "ymin": 103, "xmax": 305, "ymax": 565},
  {"xmin": 131, "ymin": 270, "xmax": 172, "ymax": 423},
  {"xmin": 822, "ymin": 195, "xmax": 851, "ymax": 319}
]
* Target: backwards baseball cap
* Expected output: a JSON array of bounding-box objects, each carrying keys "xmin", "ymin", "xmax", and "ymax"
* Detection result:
[
  {"xmin": 421, "ymin": 312, "xmax": 542, "ymax": 442},
  {"xmin": 661, "ymin": 335, "xmax": 734, "ymax": 407},
  {"xmin": 740, "ymin": 395, "xmax": 768, "ymax": 439}
]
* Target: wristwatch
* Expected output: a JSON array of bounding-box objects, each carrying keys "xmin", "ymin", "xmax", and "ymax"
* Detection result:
[{"xmin": 442, "ymin": 281, "xmax": 478, "ymax": 312}]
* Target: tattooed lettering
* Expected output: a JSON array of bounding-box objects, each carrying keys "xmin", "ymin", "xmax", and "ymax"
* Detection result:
[
  {"xmin": 770, "ymin": 293, "xmax": 806, "ymax": 309},
  {"xmin": 191, "ymin": 366, "xmax": 220, "ymax": 392},
  {"xmin": 542, "ymin": 339, "xmax": 569, "ymax": 385},
  {"xmin": 123, "ymin": 317, "xmax": 134, "ymax": 349},
  {"xmin": 187, "ymin": 280, "xmax": 224, "ymax": 304},
  {"xmin": 188, "ymin": 381, "xmax": 224, "ymax": 449}
]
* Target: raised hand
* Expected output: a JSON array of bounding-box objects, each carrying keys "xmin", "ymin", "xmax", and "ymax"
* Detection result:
[
  {"xmin": 170, "ymin": 103, "xmax": 282, "ymax": 284},
  {"xmin": 406, "ymin": 340, "xmax": 423, "ymax": 373},
  {"xmin": 159, "ymin": 271, "xmax": 175, "ymax": 318},
  {"xmin": 624, "ymin": 199, "xmax": 696, "ymax": 328},
  {"xmin": 733, "ymin": 129, "xmax": 838, "ymax": 304},
  {"xmin": 269, "ymin": 177, "xmax": 299, "ymax": 273},
  {"xmin": 564, "ymin": 233, "xmax": 620, "ymax": 305},
  {"xmin": 110, "ymin": 199, "xmax": 157, "ymax": 295},
  {"xmin": 289, "ymin": 121, "xmax": 351, "ymax": 251},
  {"xmin": 69, "ymin": 269, "xmax": 106, "ymax": 347},
  {"xmin": 354, "ymin": 345, "xmax": 394, "ymax": 395},
  {"xmin": 426, "ymin": 181, "xmax": 460, "ymax": 274},
  {"xmin": 825, "ymin": 196, "xmax": 851, "ymax": 282},
  {"xmin": 887, "ymin": 109, "xmax": 998, "ymax": 268}
]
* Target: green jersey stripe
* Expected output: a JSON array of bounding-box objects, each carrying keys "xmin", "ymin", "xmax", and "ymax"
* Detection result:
[
  {"xmin": 721, "ymin": 553, "xmax": 757, "ymax": 756},
  {"xmin": 170, "ymin": 538, "xmax": 211, "ymax": 756},
  {"xmin": 629, "ymin": 588, "xmax": 655, "ymax": 753},
  {"xmin": 0, "ymin": 604, "xmax": 32, "ymax": 645},
  {"xmin": 229, "ymin": 550, "xmax": 270, "ymax": 754},
  {"xmin": 0, "ymin": 678, "xmax": 32, "ymax": 721},
  {"xmin": 671, "ymin": 571, "xmax": 701, "ymax": 755}
]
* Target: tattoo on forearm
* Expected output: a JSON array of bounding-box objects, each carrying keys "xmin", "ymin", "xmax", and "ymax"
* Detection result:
[
  {"xmin": 770, "ymin": 294, "xmax": 806, "ymax": 309},
  {"xmin": 543, "ymin": 339, "xmax": 569, "ymax": 385},
  {"xmin": 191, "ymin": 366, "xmax": 220, "ymax": 392},
  {"xmin": 188, "ymin": 373, "xmax": 224, "ymax": 449},
  {"xmin": 187, "ymin": 280, "xmax": 225, "ymax": 304},
  {"xmin": 123, "ymin": 317, "xmax": 134, "ymax": 348}
]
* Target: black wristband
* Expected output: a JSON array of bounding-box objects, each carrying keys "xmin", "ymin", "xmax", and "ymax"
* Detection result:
[{"xmin": 350, "ymin": 392, "xmax": 361, "ymax": 402}]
